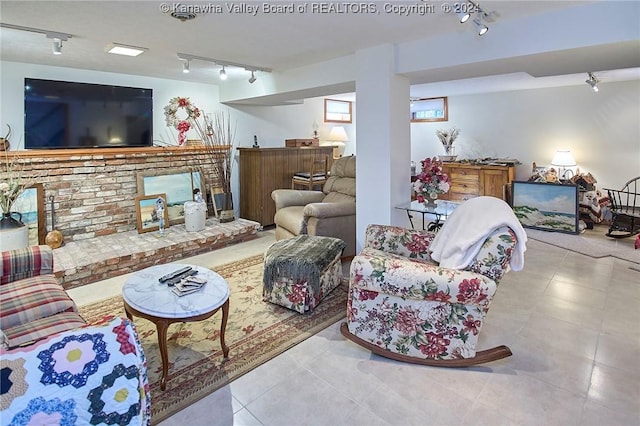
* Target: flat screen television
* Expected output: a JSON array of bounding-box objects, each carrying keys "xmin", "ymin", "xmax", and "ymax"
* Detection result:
[{"xmin": 24, "ymin": 78, "xmax": 153, "ymax": 149}]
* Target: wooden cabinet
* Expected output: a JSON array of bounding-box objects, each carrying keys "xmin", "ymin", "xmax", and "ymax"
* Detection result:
[
  {"xmin": 439, "ymin": 163, "xmax": 515, "ymax": 202},
  {"xmin": 238, "ymin": 147, "xmax": 334, "ymax": 226}
]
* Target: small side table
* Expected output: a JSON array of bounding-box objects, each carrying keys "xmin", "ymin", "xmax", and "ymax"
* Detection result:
[
  {"xmin": 395, "ymin": 200, "xmax": 459, "ymax": 231},
  {"xmin": 122, "ymin": 264, "xmax": 230, "ymax": 390}
]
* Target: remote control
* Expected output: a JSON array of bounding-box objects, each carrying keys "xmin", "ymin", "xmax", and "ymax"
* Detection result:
[{"xmin": 159, "ymin": 266, "xmax": 192, "ymax": 283}]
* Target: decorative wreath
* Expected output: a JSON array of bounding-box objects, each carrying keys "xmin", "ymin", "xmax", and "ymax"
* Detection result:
[{"xmin": 164, "ymin": 97, "xmax": 201, "ymax": 145}]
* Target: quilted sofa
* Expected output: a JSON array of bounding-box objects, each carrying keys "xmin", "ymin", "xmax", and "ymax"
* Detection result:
[
  {"xmin": 1, "ymin": 246, "xmax": 151, "ymax": 425},
  {"xmin": 1, "ymin": 245, "xmax": 86, "ymax": 348},
  {"xmin": 344, "ymin": 223, "xmax": 520, "ymax": 363},
  {"xmin": 272, "ymin": 155, "xmax": 356, "ymax": 257}
]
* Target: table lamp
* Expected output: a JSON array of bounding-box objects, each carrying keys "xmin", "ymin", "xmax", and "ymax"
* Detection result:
[
  {"xmin": 327, "ymin": 126, "xmax": 348, "ymax": 158},
  {"xmin": 551, "ymin": 149, "xmax": 576, "ymax": 180}
]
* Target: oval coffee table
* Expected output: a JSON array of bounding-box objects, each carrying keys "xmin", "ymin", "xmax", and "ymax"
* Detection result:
[{"xmin": 122, "ymin": 264, "xmax": 230, "ymax": 390}]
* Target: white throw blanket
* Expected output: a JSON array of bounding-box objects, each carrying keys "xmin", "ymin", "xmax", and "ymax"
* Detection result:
[{"xmin": 430, "ymin": 196, "xmax": 528, "ymax": 271}]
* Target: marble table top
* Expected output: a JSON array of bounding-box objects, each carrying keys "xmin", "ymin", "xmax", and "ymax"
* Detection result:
[{"xmin": 122, "ymin": 264, "xmax": 229, "ymax": 319}]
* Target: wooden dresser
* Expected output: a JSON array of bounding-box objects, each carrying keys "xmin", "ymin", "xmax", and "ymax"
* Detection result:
[
  {"xmin": 238, "ymin": 147, "xmax": 334, "ymax": 226},
  {"xmin": 439, "ymin": 162, "xmax": 515, "ymax": 201}
]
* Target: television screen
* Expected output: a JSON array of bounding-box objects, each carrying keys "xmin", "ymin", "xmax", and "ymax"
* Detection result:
[{"xmin": 24, "ymin": 78, "xmax": 153, "ymax": 149}]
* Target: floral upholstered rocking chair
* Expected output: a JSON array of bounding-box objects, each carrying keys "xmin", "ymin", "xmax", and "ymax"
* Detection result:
[{"xmin": 341, "ymin": 196, "xmax": 527, "ymax": 366}]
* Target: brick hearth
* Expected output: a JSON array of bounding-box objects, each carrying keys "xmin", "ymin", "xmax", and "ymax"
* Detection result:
[{"xmin": 53, "ymin": 218, "xmax": 260, "ymax": 290}]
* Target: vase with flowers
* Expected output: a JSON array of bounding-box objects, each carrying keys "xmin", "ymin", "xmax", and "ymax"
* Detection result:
[
  {"xmin": 1, "ymin": 151, "xmax": 38, "ymax": 250},
  {"xmin": 436, "ymin": 127, "xmax": 459, "ymax": 158},
  {"xmin": 413, "ymin": 157, "xmax": 450, "ymax": 207}
]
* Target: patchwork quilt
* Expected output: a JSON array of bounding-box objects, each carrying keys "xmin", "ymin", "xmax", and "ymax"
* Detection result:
[{"xmin": 0, "ymin": 317, "xmax": 150, "ymax": 426}]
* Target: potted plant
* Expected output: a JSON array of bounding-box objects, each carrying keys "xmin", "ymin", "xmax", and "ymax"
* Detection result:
[{"xmin": 1, "ymin": 147, "xmax": 39, "ymax": 249}]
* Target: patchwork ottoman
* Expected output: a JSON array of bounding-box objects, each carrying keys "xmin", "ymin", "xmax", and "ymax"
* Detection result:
[{"xmin": 263, "ymin": 235, "xmax": 346, "ymax": 313}]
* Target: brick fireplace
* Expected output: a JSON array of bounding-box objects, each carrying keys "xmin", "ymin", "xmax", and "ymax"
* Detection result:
[{"xmin": 4, "ymin": 146, "xmax": 226, "ymax": 243}]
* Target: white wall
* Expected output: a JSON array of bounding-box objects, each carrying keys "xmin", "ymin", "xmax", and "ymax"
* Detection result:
[{"xmin": 411, "ymin": 80, "xmax": 640, "ymax": 190}]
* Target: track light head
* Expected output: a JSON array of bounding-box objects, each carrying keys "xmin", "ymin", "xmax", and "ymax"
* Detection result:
[
  {"xmin": 586, "ymin": 72, "xmax": 599, "ymax": 92},
  {"xmin": 473, "ymin": 18, "xmax": 488, "ymax": 36},
  {"xmin": 458, "ymin": 10, "xmax": 471, "ymax": 23},
  {"xmin": 219, "ymin": 66, "xmax": 227, "ymax": 81},
  {"xmin": 248, "ymin": 71, "xmax": 257, "ymax": 84},
  {"xmin": 182, "ymin": 60, "xmax": 190, "ymax": 73},
  {"xmin": 52, "ymin": 38, "xmax": 62, "ymax": 55}
]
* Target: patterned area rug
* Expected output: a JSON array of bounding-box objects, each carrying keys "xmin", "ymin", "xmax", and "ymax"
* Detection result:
[{"xmin": 78, "ymin": 255, "xmax": 348, "ymax": 424}]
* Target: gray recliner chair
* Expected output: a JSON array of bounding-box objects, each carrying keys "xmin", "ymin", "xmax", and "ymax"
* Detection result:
[{"xmin": 271, "ymin": 155, "xmax": 356, "ymax": 257}]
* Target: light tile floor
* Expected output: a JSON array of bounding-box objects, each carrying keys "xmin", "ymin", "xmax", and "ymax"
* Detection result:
[{"xmin": 68, "ymin": 229, "xmax": 640, "ymax": 426}]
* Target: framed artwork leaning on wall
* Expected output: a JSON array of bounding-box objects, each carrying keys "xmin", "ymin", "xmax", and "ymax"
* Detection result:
[{"xmin": 511, "ymin": 181, "xmax": 579, "ymax": 234}]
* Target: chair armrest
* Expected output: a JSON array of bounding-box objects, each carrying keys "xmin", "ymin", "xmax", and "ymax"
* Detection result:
[
  {"xmin": 350, "ymin": 247, "xmax": 497, "ymax": 307},
  {"xmin": 304, "ymin": 201, "xmax": 356, "ymax": 219},
  {"xmin": 271, "ymin": 189, "xmax": 325, "ymax": 210},
  {"xmin": 1, "ymin": 245, "xmax": 54, "ymax": 285},
  {"xmin": 363, "ymin": 224, "xmax": 435, "ymax": 261},
  {"xmin": 466, "ymin": 226, "xmax": 518, "ymax": 283}
]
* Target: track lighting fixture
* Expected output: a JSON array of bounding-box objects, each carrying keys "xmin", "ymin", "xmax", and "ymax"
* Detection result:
[
  {"xmin": 457, "ymin": 10, "xmax": 471, "ymax": 23},
  {"xmin": 0, "ymin": 24, "xmax": 73, "ymax": 54},
  {"xmin": 586, "ymin": 72, "xmax": 599, "ymax": 92},
  {"xmin": 176, "ymin": 53, "xmax": 271, "ymax": 84},
  {"xmin": 182, "ymin": 60, "xmax": 190, "ymax": 73},
  {"xmin": 473, "ymin": 17, "xmax": 489, "ymax": 36},
  {"xmin": 52, "ymin": 38, "xmax": 62, "ymax": 55},
  {"xmin": 456, "ymin": 1, "xmax": 494, "ymax": 36}
]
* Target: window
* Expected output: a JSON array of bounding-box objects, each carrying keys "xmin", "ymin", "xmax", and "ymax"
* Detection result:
[
  {"xmin": 324, "ymin": 99, "xmax": 352, "ymax": 123},
  {"xmin": 410, "ymin": 96, "xmax": 448, "ymax": 122}
]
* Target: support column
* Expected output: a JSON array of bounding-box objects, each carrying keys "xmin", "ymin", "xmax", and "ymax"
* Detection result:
[{"xmin": 355, "ymin": 44, "xmax": 410, "ymax": 251}]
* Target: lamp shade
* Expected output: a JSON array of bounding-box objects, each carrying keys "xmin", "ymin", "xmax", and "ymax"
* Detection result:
[
  {"xmin": 551, "ymin": 150, "xmax": 576, "ymax": 167},
  {"xmin": 327, "ymin": 126, "xmax": 348, "ymax": 142}
]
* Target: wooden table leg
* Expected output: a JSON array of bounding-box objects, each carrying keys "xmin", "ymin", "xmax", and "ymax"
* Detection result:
[
  {"xmin": 155, "ymin": 318, "xmax": 170, "ymax": 391},
  {"xmin": 219, "ymin": 299, "xmax": 230, "ymax": 358}
]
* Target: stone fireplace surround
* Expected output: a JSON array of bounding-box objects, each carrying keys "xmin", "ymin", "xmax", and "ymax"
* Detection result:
[{"xmin": 6, "ymin": 146, "xmax": 224, "ymax": 242}]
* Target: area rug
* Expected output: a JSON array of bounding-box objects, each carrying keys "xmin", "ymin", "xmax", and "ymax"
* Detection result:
[
  {"xmin": 526, "ymin": 227, "xmax": 639, "ymax": 264},
  {"xmin": 78, "ymin": 255, "xmax": 348, "ymax": 424}
]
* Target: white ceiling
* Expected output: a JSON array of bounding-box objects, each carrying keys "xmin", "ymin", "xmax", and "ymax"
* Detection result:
[{"xmin": 1, "ymin": 0, "xmax": 639, "ymax": 101}]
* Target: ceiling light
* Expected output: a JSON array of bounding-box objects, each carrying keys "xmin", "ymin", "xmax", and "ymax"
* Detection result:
[
  {"xmin": 586, "ymin": 72, "xmax": 599, "ymax": 92},
  {"xmin": 107, "ymin": 43, "xmax": 147, "ymax": 57},
  {"xmin": 473, "ymin": 18, "xmax": 488, "ymax": 36},
  {"xmin": 52, "ymin": 38, "xmax": 62, "ymax": 55},
  {"xmin": 176, "ymin": 53, "xmax": 271, "ymax": 84},
  {"xmin": 182, "ymin": 60, "xmax": 190, "ymax": 73},
  {"xmin": 458, "ymin": 11, "xmax": 471, "ymax": 23}
]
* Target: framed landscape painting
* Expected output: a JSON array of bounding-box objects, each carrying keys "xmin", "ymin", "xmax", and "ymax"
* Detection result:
[
  {"xmin": 511, "ymin": 181, "xmax": 579, "ymax": 234},
  {"xmin": 135, "ymin": 194, "xmax": 169, "ymax": 234},
  {"xmin": 137, "ymin": 168, "xmax": 206, "ymax": 225}
]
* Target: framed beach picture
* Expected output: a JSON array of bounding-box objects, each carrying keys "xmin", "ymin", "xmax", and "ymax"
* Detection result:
[
  {"xmin": 137, "ymin": 168, "xmax": 207, "ymax": 225},
  {"xmin": 511, "ymin": 181, "xmax": 579, "ymax": 234},
  {"xmin": 135, "ymin": 193, "xmax": 170, "ymax": 234},
  {"xmin": 3, "ymin": 183, "xmax": 46, "ymax": 245}
]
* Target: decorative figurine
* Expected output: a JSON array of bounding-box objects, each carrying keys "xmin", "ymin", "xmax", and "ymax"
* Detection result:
[
  {"xmin": 193, "ymin": 188, "xmax": 204, "ymax": 203},
  {"xmin": 252, "ymin": 135, "xmax": 259, "ymax": 148},
  {"xmin": 156, "ymin": 196, "xmax": 166, "ymax": 234}
]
